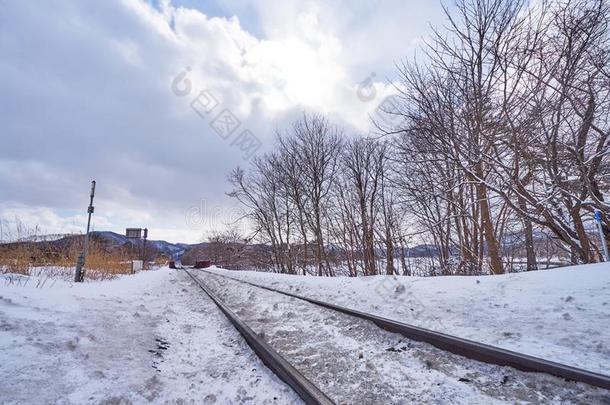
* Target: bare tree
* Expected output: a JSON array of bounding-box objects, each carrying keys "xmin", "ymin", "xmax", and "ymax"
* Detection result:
[
  {"xmin": 292, "ymin": 114, "xmax": 343, "ymax": 276},
  {"xmin": 227, "ymin": 0, "xmax": 610, "ymax": 278}
]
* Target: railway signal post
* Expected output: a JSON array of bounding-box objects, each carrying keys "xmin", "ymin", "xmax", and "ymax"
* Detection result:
[{"xmin": 74, "ymin": 180, "xmax": 96, "ymax": 282}]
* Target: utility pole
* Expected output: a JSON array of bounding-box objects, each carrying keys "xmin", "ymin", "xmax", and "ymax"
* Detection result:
[
  {"xmin": 595, "ymin": 210, "xmax": 610, "ymax": 262},
  {"xmin": 74, "ymin": 180, "xmax": 96, "ymax": 282},
  {"xmin": 142, "ymin": 228, "xmax": 148, "ymax": 270}
]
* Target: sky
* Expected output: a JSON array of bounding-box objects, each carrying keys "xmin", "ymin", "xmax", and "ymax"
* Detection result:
[{"xmin": 0, "ymin": 0, "xmax": 445, "ymax": 243}]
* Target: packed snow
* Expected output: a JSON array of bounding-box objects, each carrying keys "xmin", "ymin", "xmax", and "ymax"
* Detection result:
[
  {"xmin": 0, "ymin": 267, "xmax": 299, "ymax": 404},
  {"xmin": 208, "ymin": 263, "xmax": 610, "ymax": 376}
]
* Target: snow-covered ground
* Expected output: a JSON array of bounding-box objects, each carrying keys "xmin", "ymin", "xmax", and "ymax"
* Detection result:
[
  {"xmin": 197, "ymin": 270, "xmax": 609, "ymax": 404},
  {"xmin": 2, "ymin": 263, "xmax": 609, "ymax": 404},
  {"xmin": 208, "ymin": 262, "xmax": 610, "ymax": 376},
  {"xmin": 0, "ymin": 267, "xmax": 299, "ymax": 404}
]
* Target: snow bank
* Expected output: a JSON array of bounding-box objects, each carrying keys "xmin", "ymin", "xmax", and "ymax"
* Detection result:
[{"xmin": 210, "ymin": 263, "xmax": 610, "ymax": 375}]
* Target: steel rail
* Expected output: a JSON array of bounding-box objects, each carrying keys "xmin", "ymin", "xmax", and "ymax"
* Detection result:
[
  {"xmin": 199, "ymin": 268, "xmax": 610, "ymax": 390},
  {"xmin": 182, "ymin": 268, "xmax": 335, "ymax": 405}
]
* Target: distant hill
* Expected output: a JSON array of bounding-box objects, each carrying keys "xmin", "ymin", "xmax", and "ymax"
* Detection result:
[
  {"xmin": 15, "ymin": 233, "xmax": 77, "ymax": 242},
  {"xmin": 1, "ymin": 231, "xmax": 190, "ymax": 260},
  {"xmin": 4, "ymin": 231, "xmax": 500, "ymax": 266},
  {"xmin": 181, "ymin": 241, "xmax": 273, "ymax": 270},
  {"xmin": 89, "ymin": 231, "xmax": 190, "ymax": 259}
]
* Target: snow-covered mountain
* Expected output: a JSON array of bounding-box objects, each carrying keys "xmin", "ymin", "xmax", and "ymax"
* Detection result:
[
  {"xmin": 2, "ymin": 231, "xmax": 191, "ymax": 260},
  {"xmin": 89, "ymin": 231, "xmax": 189, "ymax": 259},
  {"xmin": 15, "ymin": 233, "xmax": 77, "ymax": 243}
]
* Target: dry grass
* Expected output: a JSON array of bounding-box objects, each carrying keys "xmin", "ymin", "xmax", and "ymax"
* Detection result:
[
  {"xmin": 0, "ymin": 220, "xmax": 162, "ymax": 282},
  {"xmin": 55, "ymin": 239, "xmax": 134, "ymax": 279},
  {"xmin": 0, "ymin": 239, "xmax": 141, "ymax": 281},
  {"xmin": 0, "ymin": 243, "xmax": 35, "ymax": 275}
]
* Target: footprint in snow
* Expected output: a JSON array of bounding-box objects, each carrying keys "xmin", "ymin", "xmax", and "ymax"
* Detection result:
[
  {"xmin": 0, "ymin": 296, "xmax": 18, "ymax": 306},
  {"xmin": 149, "ymin": 337, "xmax": 171, "ymax": 371}
]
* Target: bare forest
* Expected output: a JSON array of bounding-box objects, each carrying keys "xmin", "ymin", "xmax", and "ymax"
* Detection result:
[{"xmin": 227, "ymin": 0, "xmax": 610, "ymax": 277}]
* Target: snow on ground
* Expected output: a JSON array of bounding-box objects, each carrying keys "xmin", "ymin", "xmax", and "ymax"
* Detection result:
[
  {"xmin": 196, "ymin": 270, "xmax": 610, "ymax": 404},
  {"xmin": 208, "ymin": 262, "xmax": 610, "ymax": 376},
  {"xmin": 0, "ymin": 267, "xmax": 300, "ymax": 404}
]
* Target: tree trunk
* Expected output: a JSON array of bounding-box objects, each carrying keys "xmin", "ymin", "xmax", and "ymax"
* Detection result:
[
  {"xmin": 385, "ymin": 232, "xmax": 394, "ymax": 276},
  {"xmin": 476, "ymin": 182, "xmax": 503, "ymax": 274},
  {"xmin": 517, "ymin": 194, "xmax": 537, "ymax": 271}
]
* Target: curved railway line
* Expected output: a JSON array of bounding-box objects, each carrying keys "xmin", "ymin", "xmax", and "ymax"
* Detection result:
[{"xmin": 181, "ymin": 266, "xmax": 610, "ymax": 404}]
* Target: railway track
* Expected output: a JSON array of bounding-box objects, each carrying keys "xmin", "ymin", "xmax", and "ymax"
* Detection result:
[
  {"xmin": 183, "ymin": 268, "xmax": 335, "ymax": 405},
  {"xmin": 182, "ymin": 267, "xmax": 610, "ymax": 404},
  {"xmin": 197, "ymin": 268, "xmax": 610, "ymax": 390}
]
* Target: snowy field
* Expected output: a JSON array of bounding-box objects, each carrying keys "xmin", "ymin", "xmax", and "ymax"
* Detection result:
[
  {"xmin": 208, "ymin": 263, "xmax": 610, "ymax": 376},
  {"xmin": 0, "ymin": 267, "xmax": 299, "ymax": 404}
]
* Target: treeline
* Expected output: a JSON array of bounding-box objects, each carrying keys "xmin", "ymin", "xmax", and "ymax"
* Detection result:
[{"xmin": 227, "ymin": 0, "xmax": 610, "ymax": 276}]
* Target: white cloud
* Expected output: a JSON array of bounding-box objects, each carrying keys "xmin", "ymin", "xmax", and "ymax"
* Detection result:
[
  {"xmin": 0, "ymin": 204, "xmax": 104, "ymax": 239},
  {"xmin": 0, "ymin": 0, "xmax": 443, "ymax": 242}
]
